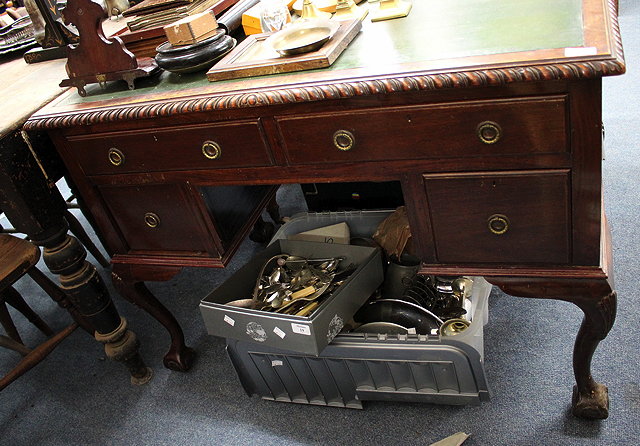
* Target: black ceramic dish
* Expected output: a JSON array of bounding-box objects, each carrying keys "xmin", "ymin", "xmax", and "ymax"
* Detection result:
[
  {"xmin": 353, "ymin": 299, "xmax": 443, "ymax": 335},
  {"xmin": 155, "ymin": 29, "xmax": 237, "ymax": 74},
  {"xmin": 353, "ymin": 322, "xmax": 410, "ymax": 335}
]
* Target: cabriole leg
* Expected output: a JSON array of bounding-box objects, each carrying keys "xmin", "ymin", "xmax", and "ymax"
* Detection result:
[{"xmin": 488, "ymin": 276, "xmax": 615, "ymax": 419}]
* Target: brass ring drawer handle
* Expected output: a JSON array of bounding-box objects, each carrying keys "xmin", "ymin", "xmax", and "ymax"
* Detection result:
[
  {"xmin": 144, "ymin": 212, "xmax": 160, "ymax": 228},
  {"xmin": 202, "ymin": 140, "xmax": 222, "ymax": 159},
  {"xmin": 108, "ymin": 148, "xmax": 125, "ymax": 166},
  {"xmin": 488, "ymin": 214, "xmax": 509, "ymax": 235},
  {"xmin": 477, "ymin": 121, "xmax": 502, "ymax": 144},
  {"xmin": 333, "ymin": 130, "xmax": 355, "ymax": 151}
]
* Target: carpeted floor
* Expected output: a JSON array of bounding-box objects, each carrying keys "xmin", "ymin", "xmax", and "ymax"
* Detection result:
[{"xmin": 1, "ymin": 2, "xmax": 638, "ymax": 444}]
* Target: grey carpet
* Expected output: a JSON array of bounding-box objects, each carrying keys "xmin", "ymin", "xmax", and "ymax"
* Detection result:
[{"xmin": 1, "ymin": 2, "xmax": 639, "ymax": 444}]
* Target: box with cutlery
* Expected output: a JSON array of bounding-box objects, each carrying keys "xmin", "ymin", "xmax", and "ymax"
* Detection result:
[
  {"xmin": 200, "ymin": 239, "xmax": 384, "ymax": 356},
  {"xmin": 217, "ymin": 210, "xmax": 492, "ymax": 408}
]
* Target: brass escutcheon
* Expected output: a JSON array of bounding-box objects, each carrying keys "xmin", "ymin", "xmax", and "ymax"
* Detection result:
[
  {"xmin": 333, "ymin": 130, "xmax": 355, "ymax": 151},
  {"xmin": 476, "ymin": 121, "xmax": 502, "ymax": 144},
  {"xmin": 108, "ymin": 148, "xmax": 124, "ymax": 166},
  {"xmin": 144, "ymin": 212, "xmax": 160, "ymax": 228},
  {"xmin": 202, "ymin": 140, "xmax": 222, "ymax": 159},
  {"xmin": 488, "ymin": 214, "xmax": 509, "ymax": 235}
]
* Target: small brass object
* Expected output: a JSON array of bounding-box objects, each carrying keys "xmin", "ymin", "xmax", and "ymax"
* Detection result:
[
  {"xmin": 301, "ymin": 0, "xmax": 332, "ymax": 20},
  {"xmin": 333, "ymin": 129, "xmax": 354, "ymax": 151},
  {"xmin": 440, "ymin": 318, "xmax": 470, "ymax": 336},
  {"xmin": 266, "ymin": 18, "xmax": 339, "ymax": 56},
  {"xmin": 202, "ymin": 140, "xmax": 222, "ymax": 159},
  {"xmin": 96, "ymin": 73, "xmax": 107, "ymax": 88},
  {"xmin": 370, "ymin": 0, "xmax": 412, "ymax": 22},
  {"xmin": 333, "ymin": 0, "xmax": 368, "ymax": 21},
  {"xmin": 108, "ymin": 148, "xmax": 124, "ymax": 166},
  {"xmin": 144, "ymin": 212, "xmax": 160, "ymax": 228},
  {"xmin": 476, "ymin": 121, "xmax": 502, "ymax": 144},
  {"xmin": 488, "ymin": 214, "xmax": 509, "ymax": 235}
]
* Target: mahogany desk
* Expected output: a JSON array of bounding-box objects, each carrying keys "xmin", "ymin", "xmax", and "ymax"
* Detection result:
[{"xmin": 26, "ymin": 0, "xmax": 625, "ymax": 418}]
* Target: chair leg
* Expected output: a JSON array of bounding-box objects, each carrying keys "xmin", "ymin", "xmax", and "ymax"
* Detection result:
[
  {"xmin": 64, "ymin": 210, "xmax": 110, "ymax": 268},
  {"xmin": 0, "ymin": 323, "xmax": 78, "ymax": 391},
  {"xmin": 26, "ymin": 267, "xmax": 95, "ymax": 335},
  {"xmin": 3, "ymin": 286, "xmax": 54, "ymax": 336},
  {"xmin": 0, "ymin": 334, "xmax": 31, "ymax": 356},
  {"xmin": 0, "ymin": 298, "xmax": 23, "ymax": 344}
]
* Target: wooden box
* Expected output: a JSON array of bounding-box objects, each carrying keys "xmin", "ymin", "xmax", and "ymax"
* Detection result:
[{"xmin": 163, "ymin": 10, "xmax": 218, "ymax": 46}]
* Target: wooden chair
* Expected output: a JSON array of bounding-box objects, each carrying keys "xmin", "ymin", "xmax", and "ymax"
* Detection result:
[{"xmin": 0, "ymin": 233, "xmax": 78, "ymax": 391}]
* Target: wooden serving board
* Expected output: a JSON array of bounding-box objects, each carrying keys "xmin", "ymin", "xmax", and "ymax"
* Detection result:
[{"xmin": 206, "ymin": 18, "xmax": 362, "ymax": 82}]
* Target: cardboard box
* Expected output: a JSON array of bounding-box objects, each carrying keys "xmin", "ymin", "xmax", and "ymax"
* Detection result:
[
  {"xmin": 163, "ymin": 10, "xmax": 218, "ymax": 46},
  {"xmin": 243, "ymin": 25, "xmax": 262, "ymax": 36},
  {"xmin": 288, "ymin": 222, "xmax": 351, "ymax": 244},
  {"xmin": 200, "ymin": 240, "xmax": 383, "ymax": 356}
]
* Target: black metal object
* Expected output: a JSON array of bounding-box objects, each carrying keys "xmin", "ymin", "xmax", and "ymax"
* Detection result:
[{"xmin": 301, "ymin": 181, "xmax": 404, "ymax": 212}]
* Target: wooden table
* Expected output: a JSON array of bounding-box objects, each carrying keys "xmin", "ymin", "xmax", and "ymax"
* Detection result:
[
  {"xmin": 0, "ymin": 55, "xmax": 151, "ymax": 383},
  {"xmin": 26, "ymin": 0, "xmax": 625, "ymax": 418}
]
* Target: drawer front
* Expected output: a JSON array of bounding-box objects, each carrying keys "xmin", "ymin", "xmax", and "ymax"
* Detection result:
[
  {"xmin": 277, "ymin": 97, "xmax": 567, "ymax": 165},
  {"xmin": 423, "ymin": 170, "xmax": 570, "ymax": 264},
  {"xmin": 66, "ymin": 120, "xmax": 273, "ymax": 175},
  {"xmin": 98, "ymin": 183, "xmax": 219, "ymax": 256}
]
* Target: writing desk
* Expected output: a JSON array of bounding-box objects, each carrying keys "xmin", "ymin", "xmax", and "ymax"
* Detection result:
[{"xmin": 26, "ymin": 0, "xmax": 625, "ymax": 418}]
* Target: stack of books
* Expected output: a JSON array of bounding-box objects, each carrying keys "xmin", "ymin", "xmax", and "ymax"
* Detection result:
[{"xmin": 124, "ymin": 0, "xmax": 221, "ymax": 32}]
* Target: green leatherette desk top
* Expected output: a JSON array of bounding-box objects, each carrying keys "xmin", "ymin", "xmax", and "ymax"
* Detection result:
[{"xmin": 26, "ymin": 0, "xmax": 624, "ymax": 129}]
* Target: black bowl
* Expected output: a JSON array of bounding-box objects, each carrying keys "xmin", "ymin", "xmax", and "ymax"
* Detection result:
[
  {"xmin": 354, "ymin": 299, "xmax": 443, "ymax": 335},
  {"xmin": 155, "ymin": 30, "xmax": 236, "ymax": 74}
]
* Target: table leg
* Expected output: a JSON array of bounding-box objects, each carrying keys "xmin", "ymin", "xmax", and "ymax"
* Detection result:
[
  {"xmin": 111, "ymin": 263, "xmax": 196, "ymax": 372},
  {"xmin": 488, "ymin": 276, "xmax": 615, "ymax": 419},
  {"xmin": 0, "ymin": 129, "xmax": 151, "ymax": 384}
]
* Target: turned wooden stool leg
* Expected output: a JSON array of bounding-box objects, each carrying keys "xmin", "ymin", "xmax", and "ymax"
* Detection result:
[
  {"xmin": 27, "ymin": 264, "xmax": 95, "ymax": 334},
  {"xmin": 64, "ymin": 209, "xmax": 110, "ymax": 268},
  {"xmin": 40, "ymin": 230, "xmax": 153, "ymax": 384}
]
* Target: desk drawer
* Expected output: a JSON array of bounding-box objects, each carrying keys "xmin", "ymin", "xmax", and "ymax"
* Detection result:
[
  {"xmin": 277, "ymin": 97, "xmax": 567, "ymax": 165},
  {"xmin": 66, "ymin": 120, "xmax": 273, "ymax": 175},
  {"xmin": 98, "ymin": 183, "xmax": 220, "ymax": 256},
  {"xmin": 423, "ymin": 170, "xmax": 570, "ymax": 264}
]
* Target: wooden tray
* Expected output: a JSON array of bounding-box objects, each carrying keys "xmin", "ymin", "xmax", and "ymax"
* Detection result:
[{"xmin": 206, "ymin": 18, "xmax": 361, "ymax": 82}]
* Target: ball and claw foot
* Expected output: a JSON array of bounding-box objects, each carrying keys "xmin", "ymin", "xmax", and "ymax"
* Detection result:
[
  {"xmin": 163, "ymin": 346, "xmax": 196, "ymax": 371},
  {"xmin": 572, "ymin": 383, "xmax": 609, "ymax": 419}
]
